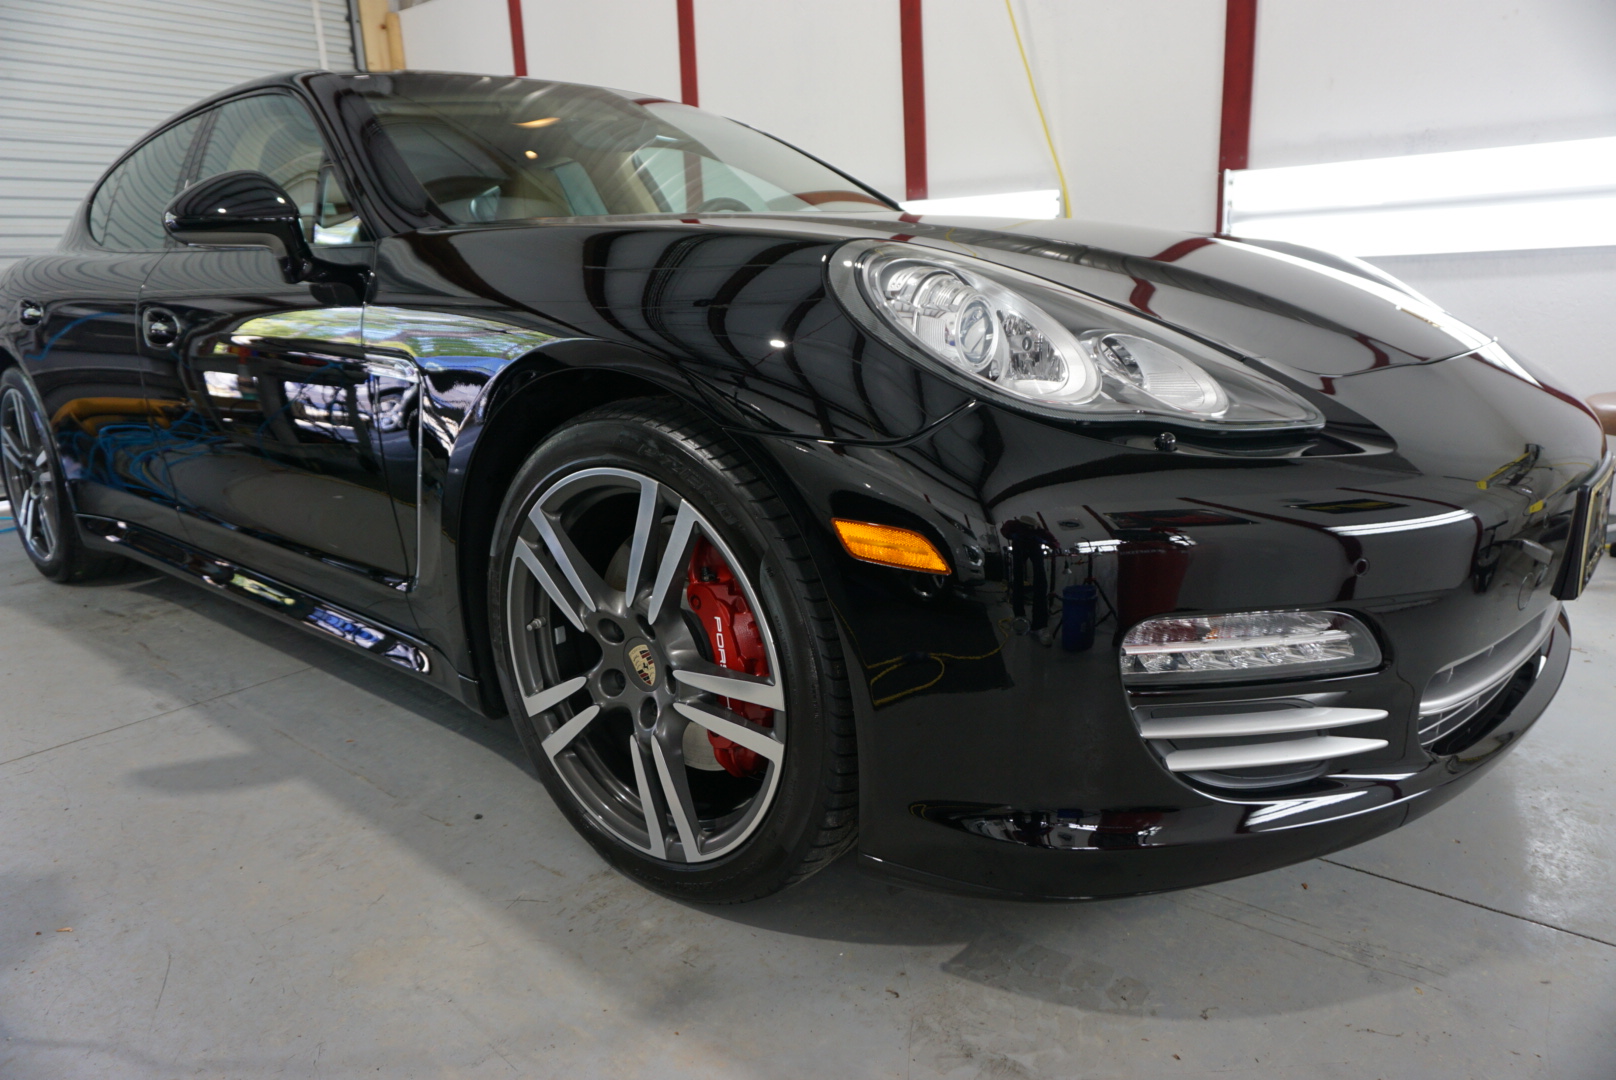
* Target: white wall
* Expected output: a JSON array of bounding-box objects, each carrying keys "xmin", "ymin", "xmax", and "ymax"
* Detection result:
[
  {"xmin": 695, "ymin": 0, "xmax": 904, "ymax": 199},
  {"xmin": 922, "ymin": 0, "xmax": 1225, "ymax": 231},
  {"xmin": 1023, "ymin": 0, "xmax": 1224, "ymax": 232},
  {"xmin": 398, "ymin": 0, "xmax": 514, "ymax": 76},
  {"xmin": 521, "ymin": 0, "xmax": 681, "ymax": 101},
  {"xmin": 919, "ymin": 0, "xmax": 1060, "ymax": 201},
  {"xmin": 1250, "ymin": 0, "xmax": 1616, "ymax": 168}
]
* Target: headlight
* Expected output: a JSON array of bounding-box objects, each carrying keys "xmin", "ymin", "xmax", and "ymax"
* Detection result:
[
  {"xmin": 1120, "ymin": 610, "xmax": 1382, "ymax": 685},
  {"xmin": 830, "ymin": 240, "xmax": 1322, "ymax": 430},
  {"xmin": 867, "ymin": 256, "xmax": 1100, "ymax": 405}
]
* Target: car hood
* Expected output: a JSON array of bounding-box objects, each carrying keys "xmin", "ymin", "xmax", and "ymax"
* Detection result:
[
  {"xmin": 399, "ymin": 210, "xmax": 1605, "ymax": 487},
  {"xmin": 555, "ymin": 209, "xmax": 1604, "ymax": 487}
]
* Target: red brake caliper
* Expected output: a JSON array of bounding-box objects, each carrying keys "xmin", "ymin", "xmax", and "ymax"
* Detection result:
[{"xmin": 685, "ymin": 538, "xmax": 772, "ymax": 777}]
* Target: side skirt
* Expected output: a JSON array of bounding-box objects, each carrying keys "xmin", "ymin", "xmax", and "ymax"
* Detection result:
[{"xmin": 79, "ymin": 514, "xmax": 487, "ymax": 713}]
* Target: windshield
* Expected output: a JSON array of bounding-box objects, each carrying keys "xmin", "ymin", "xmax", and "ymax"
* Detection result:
[{"xmin": 354, "ymin": 73, "xmax": 893, "ymax": 224}]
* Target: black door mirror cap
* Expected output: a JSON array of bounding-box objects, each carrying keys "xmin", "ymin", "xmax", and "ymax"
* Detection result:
[{"xmin": 164, "ymin": 170, "xmax": 313, "ymax": 279}]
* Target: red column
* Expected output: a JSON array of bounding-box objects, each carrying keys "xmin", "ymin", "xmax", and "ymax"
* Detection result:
[
  {"xmin": 900, "ymin": 0, "xmax": 927, "ymax": 202},
  {"xmin": 677, "ymin": 0, "xmax": 699, "ymax": 106},
  {"xmin": 507, "ymin": 0, "xmax": 527, "ymax": 77},
  {"xmin": 1217, "ymin": 0, "xmax": 1258, "ymax": 233}
]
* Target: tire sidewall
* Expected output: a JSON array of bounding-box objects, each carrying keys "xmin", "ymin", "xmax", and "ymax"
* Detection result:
[{"xmin": 488, "ymin": 408, "xmax": 836, "ymax": 900}]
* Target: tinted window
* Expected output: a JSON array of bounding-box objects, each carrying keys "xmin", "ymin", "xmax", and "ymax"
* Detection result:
[
  {"xmin": 198, "ymin": 94, "xmax": 363, "ymax": 245},
  {"xmin": 91, "ymin": 116, "xmax": 204, "ymax": 251},
  {"xmin": 356, "ymin": 73, "xmax": 891, "ymax": 223}
]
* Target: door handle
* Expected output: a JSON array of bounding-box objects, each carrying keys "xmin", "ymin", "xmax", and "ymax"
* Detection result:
[
  {"xmin": 18, "ymin": 300, "xmax": 43, "ymax": 326},
  {"xmin": 143, "ymin": 307, "xmax": 179, "ymax": 347}
]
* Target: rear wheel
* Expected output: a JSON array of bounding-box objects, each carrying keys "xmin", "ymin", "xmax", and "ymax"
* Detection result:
[
  {"xmin": 489, "ymin": 399, "xmax": 856, "ymax": 902},
  {"xmin": 0, "ymin": 369, "xmax": 126, "ymax": 582}
]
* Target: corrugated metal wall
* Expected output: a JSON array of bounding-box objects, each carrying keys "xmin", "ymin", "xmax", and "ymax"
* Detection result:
[{"xmin": 0, "ymin": 0, "xmax": 356, "ymax": 273}]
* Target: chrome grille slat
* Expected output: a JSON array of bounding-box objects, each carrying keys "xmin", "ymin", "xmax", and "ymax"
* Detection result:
[
  {"xmin": 1419, "ymin": 607, "xmax": 1556, "ymax": 748},
  {"xmin": 1417, "ymin": 679, "xmax": 1513, "ymax": 743},
  {"xmin": 1134, "ymin": 700, "xmax": 1388, "ymax": 788},
  {"xmin": 1162, "ymin": 736, "xmax": 1390, "ymax": 773},
  {"xmin": 1141, "ymin": 706, "xmax": 1388, "ymax": 740}
]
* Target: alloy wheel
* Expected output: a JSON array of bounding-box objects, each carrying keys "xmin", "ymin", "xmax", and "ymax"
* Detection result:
[
  {"xmin": 0, "ymin": 386, "xmax": 59, "ymax": 564},
  {"xmin": 504, "ymin": 467, "xmax": 786, "ymax": 864}
]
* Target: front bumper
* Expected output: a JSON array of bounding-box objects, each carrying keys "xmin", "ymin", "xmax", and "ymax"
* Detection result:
[
  {"xmin": 744, "ymin": 362, "xmax": 1598, "ymax": 899},
  {"xmin": 858, "ymin": 608, "xmax": 1569, "ymax": 900}
]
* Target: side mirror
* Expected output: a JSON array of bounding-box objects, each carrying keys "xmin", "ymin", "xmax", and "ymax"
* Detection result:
[{"xmin": 164, "ymin": 170, "xmax": 313, "ymax": 281}]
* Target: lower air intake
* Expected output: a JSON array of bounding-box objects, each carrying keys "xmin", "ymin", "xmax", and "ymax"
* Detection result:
[
  {"xmin": 1419, "ymin": 608, "xmax": 1555, "ymax": 747},
  {"xmin": 1136, "ymin": 702, "xmax": 1388, "ymax": 791}
]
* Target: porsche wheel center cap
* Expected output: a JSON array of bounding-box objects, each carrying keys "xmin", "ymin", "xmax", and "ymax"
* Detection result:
[{"xmin": 627, "ymin": 642, "xmax": 659, "ymax": 689}]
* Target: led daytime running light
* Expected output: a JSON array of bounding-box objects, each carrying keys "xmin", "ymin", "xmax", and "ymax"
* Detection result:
[{"xmin": 1121, "ymin": 610, "xmax": 1381, "ymax": 685}]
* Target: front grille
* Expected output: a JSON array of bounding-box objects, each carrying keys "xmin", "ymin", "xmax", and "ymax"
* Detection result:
[
  {"xmin": 1134, "ymin": 700, "xmax": 1389, "ymax": 791},
  {"xmin": 1419, "ymin": 607, "xmax": 1556, "ymax": 747}
]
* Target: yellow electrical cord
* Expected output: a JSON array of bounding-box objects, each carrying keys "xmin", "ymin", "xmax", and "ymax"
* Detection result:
[
  {"xmin": 1004, "ymin": 0, "xmax": 1071, "ymax": 218},
  {"xmin": 865, "ymin": 618, "xmax": 1013, "ymax": 707}
]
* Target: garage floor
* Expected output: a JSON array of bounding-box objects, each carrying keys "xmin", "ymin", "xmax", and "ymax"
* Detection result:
[{"xmin": 1, "ymin": 533, "xmax": 1612, "ymax": 1080}]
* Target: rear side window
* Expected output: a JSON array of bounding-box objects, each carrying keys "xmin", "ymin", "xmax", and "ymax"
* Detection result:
[{"xmin": 90, "ymin": 116, "xmax": 204, "ymax": 251}]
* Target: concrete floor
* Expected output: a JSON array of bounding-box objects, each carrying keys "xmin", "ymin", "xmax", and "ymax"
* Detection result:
[{"xmin": 1, "ymin": 533, "xmax": 1613, "ymax": 1080}]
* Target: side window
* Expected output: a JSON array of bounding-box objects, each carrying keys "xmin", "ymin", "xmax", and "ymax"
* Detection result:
[
  {"xmin": 91, "ymin": 115, "xmax": 204, "ymax": 251},
  {"xmin": 313, "ymin": 162, "xmax": 363, "ymax": 245},
  {"xmin": 197, "ymin": 94, "xmax": 366, "ymax": 246}
]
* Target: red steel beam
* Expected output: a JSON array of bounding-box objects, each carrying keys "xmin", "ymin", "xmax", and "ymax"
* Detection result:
[
  {"xmin": 900, "ymin": 0, "xmax": 927, "ymax": 201},
  {"xmin": 507, "ymin": 0, "xmax": 527, "ymax": 77},
  {"xmin": 1217, "ymin": 0, "xmax": 1258, "ymax": 233},
  {"xmin": 677, "ymin": 0, "xmax": 699, "ymax": 106}
]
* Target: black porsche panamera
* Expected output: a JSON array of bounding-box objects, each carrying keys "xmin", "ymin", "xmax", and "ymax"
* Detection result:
[{"xmin": 2, "ymin": 70, "xmax": 1609, "ymax": 902}]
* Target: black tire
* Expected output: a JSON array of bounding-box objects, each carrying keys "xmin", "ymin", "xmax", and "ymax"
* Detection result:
[
  {"xmin": 488, "ymin": 398, "xmax": 857, "ymax": 902},
  {"xmin": 0, "ymin": 368, "xmax": 127, "ymax": 583}
]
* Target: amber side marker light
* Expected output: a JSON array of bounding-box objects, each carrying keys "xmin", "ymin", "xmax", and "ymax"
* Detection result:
[{"xmin": 831, "ymin": 519, "xmax": 950, "ymax": 574}]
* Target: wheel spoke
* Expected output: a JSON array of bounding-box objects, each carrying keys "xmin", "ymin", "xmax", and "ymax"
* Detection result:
[
  {"xmin": 628, "ymin": 736, "xmax": 668, "ymax": 859},
  {"xmin": 512, "ymin": 537, "xmax": 586, "ymax": 632},
  {"xmin": 673, "ymin": 701, "xmax": 784, "ymax": 764},
  {"xmin": 33, "ymin": 489, "xmax": 56, "ymax": 553},
  {"xmin": 672, "ymin": 664, "xmax": 785, "ymax": 711},
  {"xmin": 524, "ymin": 674, "xmax": 587, "ymax": 719},
  {"xmin": 530, "ymin": 506, "xmax": 608, "ymax": 615},
  {"xmin": 18, "ymin": 489, "xmax": 39, "ymax": 546},
  {"xmin": 622, "ymin": 475, "xmax": 662, "ymax": 605},
  {"xmin": 645, "ymin": 498, "xmax": 699, "ymax": 623},
  {"xmin": 539, "ymin": 702, "xmax": 600, "ymax": 759},
  {"xmin": 651, "ymin": 736, "xmax": 703, "ymax": 861},
  {"xmin": 0, "ymin": 426, "xmax": 26, "ymax": 472}
]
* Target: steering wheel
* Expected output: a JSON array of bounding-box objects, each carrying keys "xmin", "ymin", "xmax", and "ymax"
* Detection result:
[{"xmin": 695, "ymin": 197, "xmax": 752, "ymax": 213}]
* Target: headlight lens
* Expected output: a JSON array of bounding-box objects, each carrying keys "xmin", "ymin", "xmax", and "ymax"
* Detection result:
[
  {"xmin": 833, "ymin": 240, "xmax": 1322, "ymax": 430},
  {"xmin": 1120, "ymin": 610, "xmax": 1381, "ymax": 685},
  {"xmin": 1087, "ymin": 332, "xmax": 1229, "ymax": 417},
  {"xmin": 871, "ymin": 258, "xmax": 1100, "ymax": 405}
]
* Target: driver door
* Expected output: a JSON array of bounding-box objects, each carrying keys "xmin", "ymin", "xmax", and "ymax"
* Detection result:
[{"xmin": 138, "ymin": 92, "xmax": 417, "ymax": 627}]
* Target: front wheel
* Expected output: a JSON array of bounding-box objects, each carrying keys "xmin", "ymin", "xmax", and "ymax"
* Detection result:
[{"xmin": 488, "ymin": 399, "xmax": 857, "ymax": 902}]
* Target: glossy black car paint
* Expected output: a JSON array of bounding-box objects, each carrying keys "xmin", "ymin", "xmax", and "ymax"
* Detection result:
[{"xmin": 2, "ymin": 71, "xmax": 1607, "ymax": 899}]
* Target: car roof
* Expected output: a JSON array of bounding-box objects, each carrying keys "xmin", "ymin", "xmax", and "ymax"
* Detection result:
[{"xmin": 184, "ymin": 70, "xmax": 323, "ymax": 111}]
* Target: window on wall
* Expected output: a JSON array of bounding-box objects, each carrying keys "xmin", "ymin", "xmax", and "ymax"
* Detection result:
[
  {"xmin": 196, "ymin": 94, "xmax": 365, "ymax": 245},
  {"xmin": 1224, "ymin": 136, "xmax": 1616, "ymax": 257},
  {"xmin": 90, "ymin": 115, "xmax": 205, "ymax": 251}
]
